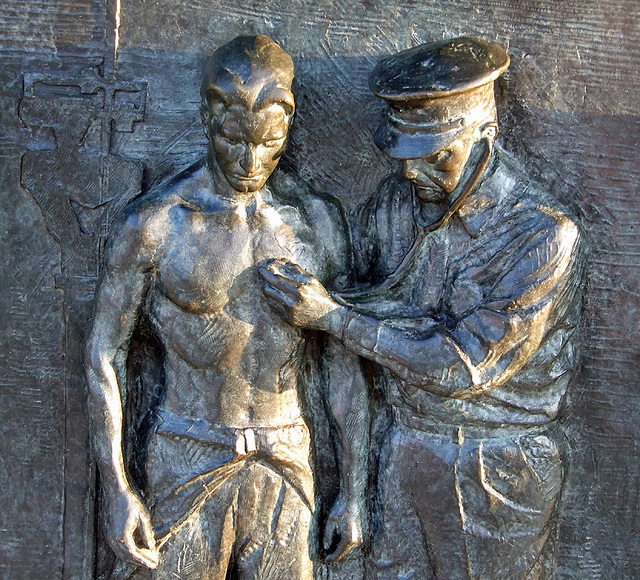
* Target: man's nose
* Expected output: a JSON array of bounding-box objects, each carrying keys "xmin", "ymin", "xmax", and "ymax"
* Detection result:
[
  {"xmin": 240, "ymin": 145, "xmax": 260, "ymax": 174},
  {"xmin": 403, "ymin": 160, "xmax": 420, "ymax": 181}
]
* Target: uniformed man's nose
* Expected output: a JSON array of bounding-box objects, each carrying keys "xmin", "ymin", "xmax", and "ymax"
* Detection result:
[
  {"xmin": 403, "ymin": 160, "xmax": 420, "ymax": 181},
  {"xmin": 240, "ymin": 145, "xmax": 260, "ymax": 173}
]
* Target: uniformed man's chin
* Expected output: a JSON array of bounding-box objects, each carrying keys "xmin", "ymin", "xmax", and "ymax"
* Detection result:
[{"xmin": 415, "ymin": 185, "xmax": 448, "ymax": 203}]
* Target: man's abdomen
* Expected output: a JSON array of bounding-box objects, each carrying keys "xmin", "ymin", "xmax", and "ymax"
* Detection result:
[{"xmin": 149, "ymin": 289, "xmax": 306, "ymax": 427}]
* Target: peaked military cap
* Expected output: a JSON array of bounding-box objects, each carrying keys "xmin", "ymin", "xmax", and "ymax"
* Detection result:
[{"xmin": 369, "ymin": 36, "xmax": 510, "ymax": 159}]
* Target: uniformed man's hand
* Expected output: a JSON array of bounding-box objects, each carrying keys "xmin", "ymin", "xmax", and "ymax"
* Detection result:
[
  {"xmin": 259, "ymin": 259, "xmax": 346, "ymax": 335},
  {"xmin": 105, "ymin": 487, "xmax": 159, "ymax": 569}
]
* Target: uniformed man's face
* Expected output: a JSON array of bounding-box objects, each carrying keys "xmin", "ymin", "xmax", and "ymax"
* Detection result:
[
  {"xmin": 208, "ymin": 102, "xmax": 290, "ymax": 193},
  {"xmin": 403, "ymin": 131, "xmax": 476, "ymax": 203}
]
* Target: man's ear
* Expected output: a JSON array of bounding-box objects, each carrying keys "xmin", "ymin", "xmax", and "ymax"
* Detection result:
[
  {"xmin": 477, "ymin": 120, "xmax": 499, "ymax": 141},
  {"xmin": 200, "ymin": 106, "xmax": 210, "ymax": 138}
]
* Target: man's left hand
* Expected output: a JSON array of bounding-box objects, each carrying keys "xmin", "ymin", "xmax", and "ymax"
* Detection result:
[
  {"xmin": 322, "ymin": 500, "xmax": 363, "ymax": 563},
  {"xmin": 259, "ymin": 259, "xmax": 346, "ymax": 334}
]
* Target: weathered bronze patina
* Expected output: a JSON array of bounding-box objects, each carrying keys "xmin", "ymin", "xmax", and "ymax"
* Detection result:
[
  {"xmin": 84, "ymin": 32, "xmax": 586, "ymax": 580},
  {"xmin": 261, "ymin": 36, "xmax": 585, "ymax": 579},
  {"xmin": 85, "ymin": 35, "xmax": 366, "ymax": 579}
]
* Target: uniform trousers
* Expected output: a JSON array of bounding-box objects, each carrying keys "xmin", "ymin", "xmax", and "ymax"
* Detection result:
[{"xmin": 372, "ymin": 418, "xmax": 566, "ymax": 580}]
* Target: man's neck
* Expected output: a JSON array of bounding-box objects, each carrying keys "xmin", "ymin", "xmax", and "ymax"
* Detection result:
[{"xmin": 206, "ymin": 151, "xmax": 263, "ymax": 209}]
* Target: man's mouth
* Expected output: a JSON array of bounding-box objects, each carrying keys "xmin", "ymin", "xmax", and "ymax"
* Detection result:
[
  {"xmin": 411, "ymin": 172, "xmax": 438, "ymax": 188},
  {"xmin": 417, "ymin": 183, "xmax": 440, "ymax": 193},
  {"xmin": 412, "ymin": 177, "xmax": 443, "ymax": 194},
  {"xmin": 413, "ymin": 178, "xmax": 448, "ymax": 202},
  {"xmin": 231, "ymin": 172, "xmax": 265, "ymax": 181}
]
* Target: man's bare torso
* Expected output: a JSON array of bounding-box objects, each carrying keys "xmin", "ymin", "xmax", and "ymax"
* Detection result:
[{"xmin": 130, "ymin": 164, "xmax": 343, "ymax": 429}]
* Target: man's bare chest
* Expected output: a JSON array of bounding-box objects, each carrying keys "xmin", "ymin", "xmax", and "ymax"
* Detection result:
[{"xmin": 156, "ymin": 206, "xmax": 306, "ymax": 314}]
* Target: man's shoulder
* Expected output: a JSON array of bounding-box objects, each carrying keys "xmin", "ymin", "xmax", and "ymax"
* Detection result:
[
  {"xmin": 122, "ymin": 161, "xmax": 208, "ymax": 230},
  {"xmin": 357, "ymin": 173, "xmax": 412, "ymax": 220},
  {"xmin": 353, "ymin": 173, "xmax": 413, "ymax": 235},
  {"xmin": 491, "ymin": 149, "xmax": 582, "ymax": 254},
  {"xmin": 366, "ymin": 172, "xmax": 410, "ymax": 201},
  {"xmin": 269, "ymin": 167, "xmax": 350, "ymax": 249},
  {"xmin": 377, "ymin": 172, "xmax": 411, "ymax": 194},
  {"xmin": 269, "ymin": 166, "xmax": 345, "ymax": 226},
  {"xmin": 269, "ymin": 166, "xmax": 351, "ymax": 283},
  {"xmin": 110, "ymin": 160, "xmax": 209, "ymax": 265}
]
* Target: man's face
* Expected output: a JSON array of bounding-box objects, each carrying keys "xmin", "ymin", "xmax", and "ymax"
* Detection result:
[
  {"xmin": 402, "ymin": 130, "xmax": 476, "ymax": 203},
  {"xmin": 208, "ymin": 102, "xmax": 290, "ymax": 193}
]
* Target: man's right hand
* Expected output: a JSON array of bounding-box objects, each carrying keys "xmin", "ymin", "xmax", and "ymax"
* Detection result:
[{"xmin": 105, "ymin": 488, "xmax": 159, "ymax": 569}]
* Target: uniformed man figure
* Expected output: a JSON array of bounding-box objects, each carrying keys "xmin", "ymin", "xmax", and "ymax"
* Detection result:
[
  {"xmin": 260, "ymin": 37, "xmax": 585, "ymax": 579},
  {"xmin": 86, "ymin": 35, "xmax": 365, "ymax": 580}
]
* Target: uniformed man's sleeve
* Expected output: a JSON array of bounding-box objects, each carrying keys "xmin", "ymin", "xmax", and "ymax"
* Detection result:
[
  {"xmin": 340, "ymin": 214, "xmax": 582, "ymax": 399},
  {"xmin": 351, "ymin": 176, "xmax": 417, "ymax": 285},
  {"xmin": 350, "ymin": 194, "xmax": 377, "ymax": 283}
]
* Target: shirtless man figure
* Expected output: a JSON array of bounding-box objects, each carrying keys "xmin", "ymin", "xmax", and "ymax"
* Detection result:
[{"xmin": 85, "ymin": 35, "xmax": 365, "ymax": 579}]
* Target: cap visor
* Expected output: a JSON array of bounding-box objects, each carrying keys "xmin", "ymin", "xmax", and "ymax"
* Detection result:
[{"xmin": 374, "ymin": 119, "xmax": 466, "ymax": 159}]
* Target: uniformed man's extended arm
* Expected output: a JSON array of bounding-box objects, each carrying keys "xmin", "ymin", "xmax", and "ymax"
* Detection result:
[
  {"xmin": 340, "ymin": 218, "xmax": 581, "ymax": 398},
  {"xmin": 262, "ymin": 217, "xmax": 580, "ymax": 399},
  {"xmin": 85, "ymin": 209, "xmax": 159, "ymax": 569}
]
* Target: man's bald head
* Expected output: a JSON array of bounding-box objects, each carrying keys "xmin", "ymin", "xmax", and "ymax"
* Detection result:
[{"xmin": 201, "ymin": 35, "xmax": 296, "ymax": 122}]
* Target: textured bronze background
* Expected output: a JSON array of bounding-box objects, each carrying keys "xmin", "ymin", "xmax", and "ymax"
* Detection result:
[{"xmin": 0, "ymin": 1, "xmax": 638, "ymax": 578}]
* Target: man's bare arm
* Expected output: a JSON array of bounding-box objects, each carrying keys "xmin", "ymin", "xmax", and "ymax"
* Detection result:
[
  {"xmin": 85, "ymin": 212, "xmax": 159, "ymax": 569},
  {"xmin": 321, "ymin": 336, "xmax": 369, "ymax": 563}
]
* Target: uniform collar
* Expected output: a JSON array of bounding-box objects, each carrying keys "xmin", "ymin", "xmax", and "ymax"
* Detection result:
[{"xmin": 450, "ymin": 146, "xmax": 514, "ymax": 238}]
